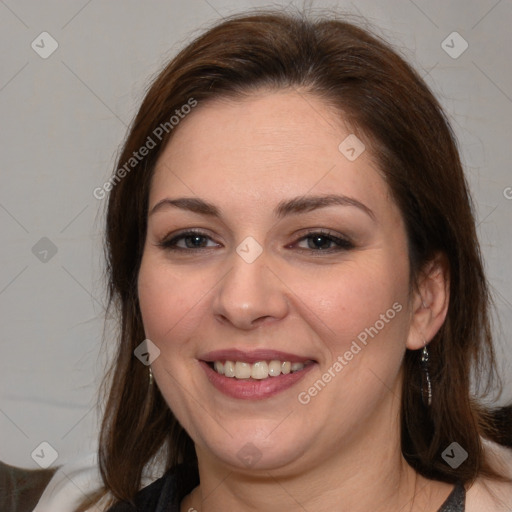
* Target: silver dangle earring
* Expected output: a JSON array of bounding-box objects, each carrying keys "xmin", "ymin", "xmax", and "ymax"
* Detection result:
[
  {"xmin": 142, "ymin": 366, "xmax": 154, "ymax": 417},
  {"xmin": 420, "ymin": 344, "xmax": 432, "ymax": 407}
]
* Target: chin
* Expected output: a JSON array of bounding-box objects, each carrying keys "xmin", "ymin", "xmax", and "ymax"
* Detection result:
[{"xmin": 195, "ymin": 425, "xmax": 313, "ymax": 473}]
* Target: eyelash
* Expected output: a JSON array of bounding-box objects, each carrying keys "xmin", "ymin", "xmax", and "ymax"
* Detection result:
[{"xmin": 157, "ymin": 229, "xmax": 355, "ymax": 253}]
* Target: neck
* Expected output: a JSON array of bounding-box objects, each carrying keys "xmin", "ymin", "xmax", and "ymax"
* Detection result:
[{"xmin": 183, "ymin": 379, "xmax": 448, "ymax": 512}]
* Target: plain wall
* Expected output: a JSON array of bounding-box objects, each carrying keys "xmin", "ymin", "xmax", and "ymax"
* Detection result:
[{"xmin": 1, "ymin": 0, "xmax": 511, "ymax": 468}]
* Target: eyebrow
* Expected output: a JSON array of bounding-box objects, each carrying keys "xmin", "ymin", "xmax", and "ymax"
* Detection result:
[
  {"xmin": 149, "ymin": 194, "xmax": 375, "ymax": 221},
  {"xmin": 150, "ymin": 197, "xmax": 220, "ymax": 217},
  {"xmin": 274, "ymin": 194, "xmax": 375, "ymax": 221}
]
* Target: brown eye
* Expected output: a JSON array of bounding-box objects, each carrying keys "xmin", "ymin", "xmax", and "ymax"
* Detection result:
[
  {"xmin": 158, "ymin": 230, "xmax": 220, "ymax": 251},
  {"xmin": 294, "ymin": 231, "xmax": 354, "ymax": 252},
  {"xmin": 179, "ymin": 234, "xmax": 209, "ymax": 248}
]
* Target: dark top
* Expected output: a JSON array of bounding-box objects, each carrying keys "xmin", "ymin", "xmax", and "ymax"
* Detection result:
[{"xmin": 107, "ymin": 467, "xmax": 466, "ymax": 512}]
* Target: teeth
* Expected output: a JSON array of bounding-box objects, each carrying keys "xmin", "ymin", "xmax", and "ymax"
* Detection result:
[
  {"xmin": 214, "ymin": 361, "xmax": 224, "ymax": 375},
  {"xmin": 251, "ymin": 361, "xmax": 268, "ymax": 379},
  {"xmin": 213, "ymin": 359, "xmax": 306, "ymax": 379},
  {"xmin": 224, "ymin": 361, "xmax": 235, "ymax": 377},
  {"xmin": 268, "ymin": 360, "xmax": 281, "ymax": 377},
  {"xmin": 235, "ymin": 361, "xmax": 251, "ymax": 379},
  {"xmin": 290, "ymin": 362, "xmax": 304, "ymax": 372}
]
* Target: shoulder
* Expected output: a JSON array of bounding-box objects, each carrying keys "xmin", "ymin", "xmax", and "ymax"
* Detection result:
[
  {"xmin": 105, "ymin": 470, "xmax": 175, "ymax": 512},
  {"xmin": 465, "ymin": 440, "xmax": 512, "ymax": 512},
  {"xmin": 33, "ymin": 453, "xmax": 171, "ymax": 512},
  {"xmin": 33, "ymin": 453, "xmax": 103, "ymax": 512}
]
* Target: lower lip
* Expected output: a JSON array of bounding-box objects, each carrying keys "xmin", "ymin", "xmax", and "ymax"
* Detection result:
[{"xmin": 200, "ymin": 361, "xmax": 316, "ymax": 400}]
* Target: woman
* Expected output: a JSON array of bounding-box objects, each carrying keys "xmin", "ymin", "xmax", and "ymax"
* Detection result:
[{"xmin": 79, "ymin": 10, "xmax": 511, "ymax": 512}]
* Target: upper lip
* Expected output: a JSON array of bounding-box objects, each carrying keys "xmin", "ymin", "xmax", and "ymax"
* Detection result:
[{"xmin": 199, "ymin": 349, "xmax": 316, "ymax": 364}]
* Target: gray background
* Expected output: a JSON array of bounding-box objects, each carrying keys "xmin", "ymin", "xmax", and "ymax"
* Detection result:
[{"xmin": 1, "ymin": 0, "xmax": 511, "ymax": 469}]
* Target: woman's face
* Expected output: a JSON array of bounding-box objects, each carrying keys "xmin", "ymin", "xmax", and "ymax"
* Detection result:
[{"xmin": 138, "ymin": 89, "xmax": 416, "ymax": 473}]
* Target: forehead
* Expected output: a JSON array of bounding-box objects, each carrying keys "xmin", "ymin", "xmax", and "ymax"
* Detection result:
[{"xmin": 150, "ymin": 90, "xmax": 395, "ymax": 219}]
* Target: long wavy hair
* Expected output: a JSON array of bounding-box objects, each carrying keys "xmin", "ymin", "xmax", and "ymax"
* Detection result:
[{"xmin": 80, "ymin": 10, "xmax": 511, "ymax": 510}]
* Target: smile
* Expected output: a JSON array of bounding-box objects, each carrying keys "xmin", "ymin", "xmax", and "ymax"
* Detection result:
[
  {"xmin": 210, "ymin": 360, "xmax": 313, "ymax": 379},
  {"xmin": 199, "ymin": 349, "xmax": 317, "ymax": 400}
]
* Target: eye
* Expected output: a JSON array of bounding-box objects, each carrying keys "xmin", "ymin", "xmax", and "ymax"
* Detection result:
[
  {"xmin": 157, "ymin": 230, "xmax": 220, "ymax": 251},
  {"xmin": 293, "ymin": 231, "xmax": 354, "ymax": 252}
]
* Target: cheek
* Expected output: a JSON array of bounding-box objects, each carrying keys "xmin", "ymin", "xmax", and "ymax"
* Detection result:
[
  {"xmin": 287, "ymin": 256, "xmax": 409, "ymax": 349},
  {"xmin": 137, "ymin": 256, "xmax": 207, "ymax": 347},
  {"xmin": 294, "ymin": 266, "xmax": 409, "ymax": 403}
]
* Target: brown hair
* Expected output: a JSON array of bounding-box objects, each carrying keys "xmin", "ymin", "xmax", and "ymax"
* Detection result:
[{"xmin": 83, "ymin": 9, "xmax": 511, "ymax": 510}]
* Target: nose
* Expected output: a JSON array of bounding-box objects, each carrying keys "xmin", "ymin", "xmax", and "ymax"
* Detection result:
[{"xmin": 212, "ymin": 249, "xmax": 289, "ymax": 330}]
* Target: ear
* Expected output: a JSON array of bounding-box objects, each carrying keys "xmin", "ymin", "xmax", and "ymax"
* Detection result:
[{"xmin": 406, "ymin": 252, "xmax": 450, "ymax": 350}]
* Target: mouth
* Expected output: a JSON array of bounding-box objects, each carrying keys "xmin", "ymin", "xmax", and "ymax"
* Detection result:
[
  {"xmin": 199, "ymin": 349, "xmax": 317, "ymax": 400},
  {"xmin": 206, "ymin": 359, "xmax": 314, "ymax": 379}
]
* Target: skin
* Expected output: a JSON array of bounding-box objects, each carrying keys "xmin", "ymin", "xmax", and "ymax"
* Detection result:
[{"xmin": 137, "ymin": 89, "xmax": 453, "ymax": 512}]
